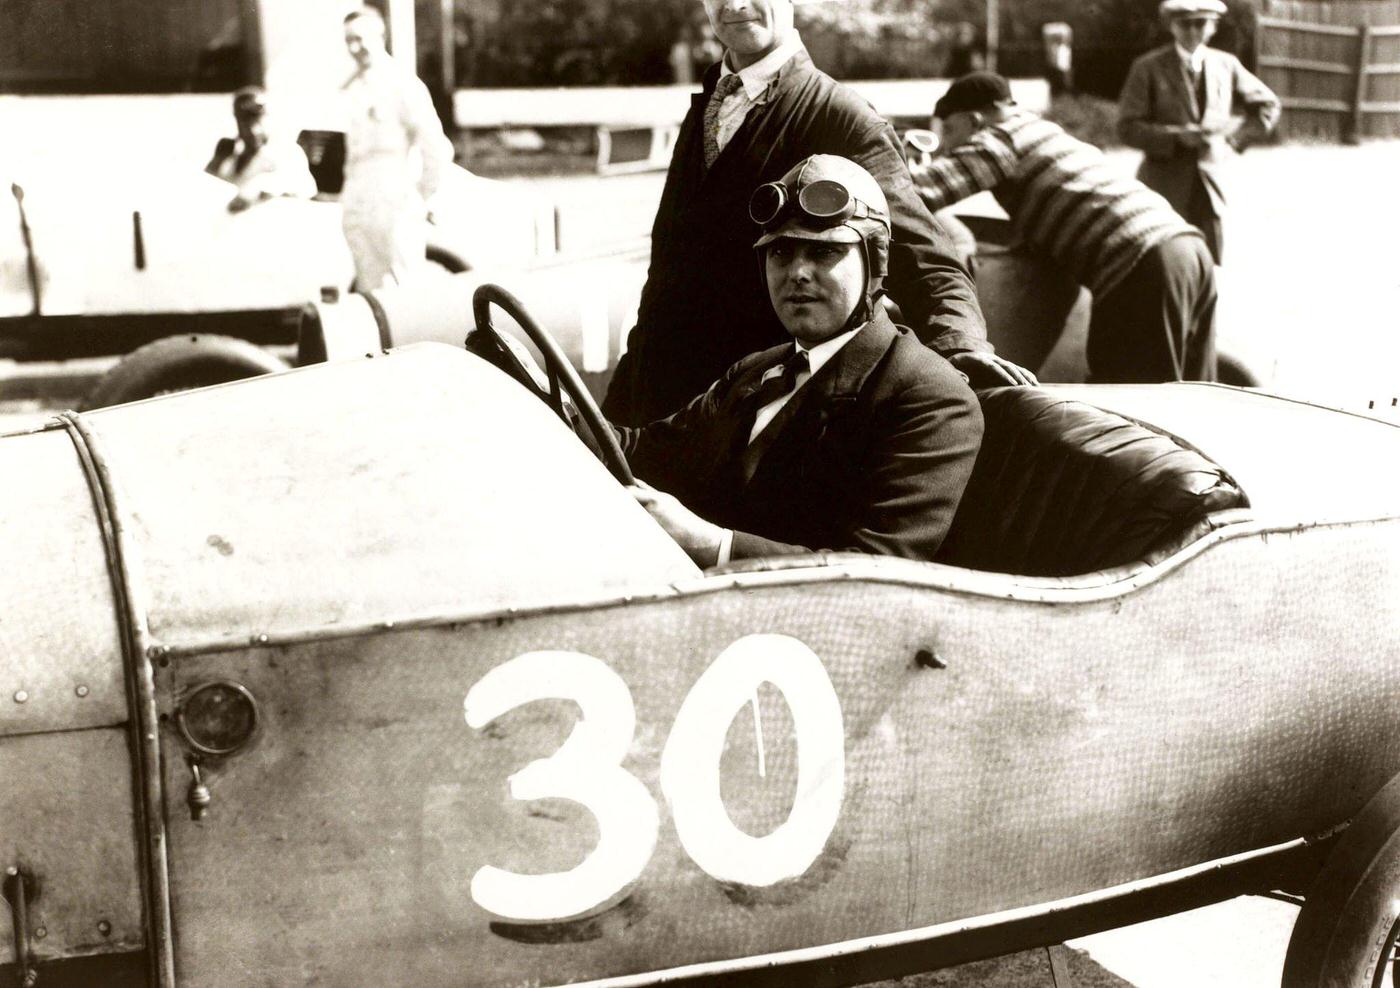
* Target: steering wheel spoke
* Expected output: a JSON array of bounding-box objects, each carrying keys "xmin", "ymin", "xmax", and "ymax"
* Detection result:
[{"xmin": 469, "ymin": 284, "xmax": 635, "ymax": 486}]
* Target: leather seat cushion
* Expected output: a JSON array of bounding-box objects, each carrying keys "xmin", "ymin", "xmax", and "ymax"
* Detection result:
[{"xmin": 935, "ymin": 387, "xmax": 1249, "ymax": 577}]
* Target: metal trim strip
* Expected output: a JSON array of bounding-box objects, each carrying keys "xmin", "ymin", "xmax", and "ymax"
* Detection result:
[
  {"xmin": 565, "ymin": 835, "xmax": 1325, "ymax": 988},
  {"xmin": 58, "ymin": 412, "xmax": 174, "ymax": 988}
]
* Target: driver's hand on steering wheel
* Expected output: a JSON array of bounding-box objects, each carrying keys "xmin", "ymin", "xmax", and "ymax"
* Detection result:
[
  {"xmin": 948, "ymin": 351, "xmax": 1039, "ymax": 388},
  {"xmin": 629, "ymin": 481, "xmax": 726, "ymax": 568}
]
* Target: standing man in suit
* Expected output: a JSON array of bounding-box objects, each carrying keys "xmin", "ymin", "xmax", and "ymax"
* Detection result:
[
  {"xmin": 1117, "ymin": 0, "xmax": 1280, "ymax": 265},
  {"xmin": 603, "ymin": 0, "xmax": 1033, "ymax": 428},
  {"xmin": 619, "ymin": 156, "xmax": 983, "ymax": 567}
]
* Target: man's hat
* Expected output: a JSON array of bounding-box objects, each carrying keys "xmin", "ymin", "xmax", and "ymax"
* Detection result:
[
  {"xmin": 751, "ymin": 154, "xmax": 890, "ymax": 249},
  {"xmin": 933, "ymin": 71, "xmax": 1014, "ymax": 120},
  {"xmin": 233, "ymin": 87, "xmax": 268, "ymax": 118},
  {"xmin": 1159, "ymin": 0, "xmax": 1227, "ymax": 20}
]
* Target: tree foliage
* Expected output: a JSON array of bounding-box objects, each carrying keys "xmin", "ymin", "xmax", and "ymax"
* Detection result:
[{"xmin": 456, "ymin": 0, "xmax": 1260, "ymax": 93}]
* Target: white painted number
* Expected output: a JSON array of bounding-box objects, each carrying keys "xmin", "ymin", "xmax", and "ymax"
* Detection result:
[
  {"xmin": 660, "ymin": 635, "xmax": 844, "ymax": 886},
  {"xmin": 463, "ymin": 651, "xmax": 660, "ymax": 922},
  {"xmin": 464, "ymin": 635, "xmax": 846, "ymax": 921}
]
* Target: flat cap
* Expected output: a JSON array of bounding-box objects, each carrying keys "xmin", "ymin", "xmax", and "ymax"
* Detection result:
[
  {"xmin": 1159, "ymin": 0, "xmax": 1227, "ymax": 19},
  {"xmin": 933, "ymin": 71, "xmax": 1015, "ymax": 120}
]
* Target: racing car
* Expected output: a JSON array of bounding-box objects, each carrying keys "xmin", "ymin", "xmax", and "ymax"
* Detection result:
[{"xmin": 2, "ymin": 286, "xmax": 1397, "ymax": 987}]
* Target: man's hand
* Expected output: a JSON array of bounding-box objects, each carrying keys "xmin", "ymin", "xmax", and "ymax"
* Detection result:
[
  {"xmin": 227, "ymin": 194, "xmax": 253, "ymax": 213},
  {"xmin": 629, "ymin": 482, "xmax": 725, "ymax": 567},
  {"xmin": 948, "ymin": 351, "xmax": 1039, "ymax": 388}
]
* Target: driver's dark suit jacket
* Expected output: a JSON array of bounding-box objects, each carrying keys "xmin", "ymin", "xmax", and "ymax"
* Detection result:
[
  {"xmin": 615, "ymin": 311, "xmax": 983, "ymax": 562},
  {"xmin": 602, "ymin": 49, "xmax": 987, "ymax": 427}
]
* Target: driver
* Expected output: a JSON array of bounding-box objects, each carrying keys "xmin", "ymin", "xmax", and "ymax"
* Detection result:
[
  {"xmin": 615, "ymin": 155, "xmax": 983, "ymax": 567},
  {"xmin": 205, "ymin": 88, "xmax": 316, "ymax": 213}
]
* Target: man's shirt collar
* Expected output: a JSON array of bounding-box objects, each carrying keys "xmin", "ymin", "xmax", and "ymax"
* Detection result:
[
  {"xmin": 1175, "ymin": 43, "xmax": 1206, "ymax": 74},
  {"xmin": 720, "ymin": 32, "xmax": 805, "ymax": 100},
  {"xmin": 794, "ymin": 320, "xmax": 864, "ymax": 377}
]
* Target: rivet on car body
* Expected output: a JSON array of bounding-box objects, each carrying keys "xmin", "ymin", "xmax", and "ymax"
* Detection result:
[
  {"xmin": 75, "ymin": 685, "xmax": 89, "ymax": 698},
  {"xmin": 33, "ymin": 927, "xmax": 45, "ymax": 939},
  {"xmin": 97, "ymin": 920, "xmax": 111, "ymax": 936},
  {"xmin": 12, "ymin": 691, "xmax": 27, "ymax": 704},
  {"xmin": 915, "ymin": 649, "xmax": 947, "ymax": 671}
]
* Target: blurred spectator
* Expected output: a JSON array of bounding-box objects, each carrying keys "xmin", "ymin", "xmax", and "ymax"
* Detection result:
[
  {"xmin": 205, "ymin": 88, "xmax": 315, "ymax": 213},
  {"xmin": 670, "ymin": 23, "xmax": 697, "ymax": 84},
  {"xmin": 1042, "ymin": 22, "xmax": 1073, "ymax": 95},
  {"xmin": 945, "ymin": 22, "xmax": 985, "ymax": 78},
  {"xmin": 340, "ymin": 6, "xmax": 454, "ymax": 290}
]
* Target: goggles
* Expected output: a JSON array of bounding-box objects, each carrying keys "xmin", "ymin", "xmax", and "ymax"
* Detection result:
[{"xmin": 749, "ymin": 178, "xmax": 880, "ymax": 232}]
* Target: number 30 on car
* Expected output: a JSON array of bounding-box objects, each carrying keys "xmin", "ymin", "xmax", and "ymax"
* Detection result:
[{"xmin": 463, "ymin": 634, "xmax": 845, "ymax": 923}]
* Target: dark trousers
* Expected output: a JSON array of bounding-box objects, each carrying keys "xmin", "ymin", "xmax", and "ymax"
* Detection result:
[
  {"xmin": 1087, "ymin": 232, "xmax": 1217, "ymax": 383},
  {"xmin": 1184, "ymin": 174, "xmax": 1224, "ymax": 265}
]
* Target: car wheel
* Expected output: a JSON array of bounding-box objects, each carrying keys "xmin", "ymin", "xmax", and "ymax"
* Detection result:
[
  {"xmin": 1281, "ymin": 773, "xmax": 1400, "ymax": 988},
  {"xmin": 425, "ymin": 245, "xmax": 468, "ymax": 274},
  {"xmin": 1217, "ymin": 352, "xmax": 1260, "ymax": 388},
  {"xmin": 80, "ymin": 334, "xmax": 290, "ymax": 410}
]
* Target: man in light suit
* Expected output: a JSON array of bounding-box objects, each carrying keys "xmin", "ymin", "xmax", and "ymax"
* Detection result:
[
  {"xmin": 618, "ymin": 156, "xmax": 983, "ymax": 568},
  {"xmin": 1118, "ymin": 0, "xmax": 1280, "ymax": 264}
]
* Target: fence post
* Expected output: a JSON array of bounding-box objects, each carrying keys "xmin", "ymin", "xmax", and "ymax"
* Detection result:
[{"xmin": 1348, "ymin": 24, "xmax": 1372, "ymax": 143}]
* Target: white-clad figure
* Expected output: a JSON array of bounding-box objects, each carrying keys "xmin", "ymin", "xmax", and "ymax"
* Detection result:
[
  {"xmin": 340, "ymin": 5, "xmax": 453, "ymax": 291},
  {"xmin": 206, "ymin": 88, "xmax": 317, "ymax": 212}
]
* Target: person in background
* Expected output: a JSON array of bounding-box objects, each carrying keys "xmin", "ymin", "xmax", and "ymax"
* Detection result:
[
  {"xmin": 911, "ymin": 72, "xmax": 1217, "ymax": 383},
  {"xmin": 603, "ymin": 0, "xmax": 1032, "ymax": 428},
  {"xmin": 205, "ymin": 88, "xmax": 315, "ymax": 213},
  {"xmin": 619, "ymin": 156, "xmax": 983, "ymax": 567},
  {"xmin": 1117, "ymin": 0, "xmax": 1280, "ymax": 265},
  {"xmin": 341, "ymin": 5, "xmax": 455, "ymax": 290},
  {"xmin": 1042, "ymin": 22, "xmax": 1073, "ymax": 96}
]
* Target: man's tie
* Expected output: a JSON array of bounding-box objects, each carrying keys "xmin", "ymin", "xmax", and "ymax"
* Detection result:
[
  {"xmin": 746, "ymin": 348, "xmax": 809, "ymax": 431},
  {"xmin": 737, "ymin": 348, "xmax": 809, "ymax": 483},
  {"xmin": 703, "ymin": 73, "xmax": 744, "ymax": 169}
]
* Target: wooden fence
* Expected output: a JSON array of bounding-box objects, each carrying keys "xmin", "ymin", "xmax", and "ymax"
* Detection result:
[{"xmin": 1257, "ymin": 5, "xmax": 1400, "ymax": 140}]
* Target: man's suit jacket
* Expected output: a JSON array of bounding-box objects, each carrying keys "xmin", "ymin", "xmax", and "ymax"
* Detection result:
[
  {"xmin": 1118, "ymin": 44, "xmax": 1280, "ymax": 218},
  {"xmin": 617, "ymin": 311, "xmax": 984, "ymax": 562},
  {"xmin": 603, "ymin": 49, "xmax": 987, "ymax": 427}
]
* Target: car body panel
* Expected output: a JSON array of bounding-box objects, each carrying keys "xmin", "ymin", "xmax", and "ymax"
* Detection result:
[
  {"xmin": 0, "ymin": 430, "xmax": 126, "ymax": 737},
  {"xmin": 0, "ymin": 728, "xmax": 146, "ymax": 960},
  {"xmin": 8, "ymin": 347, "xmax": 1400, "ymax": 982},
  {"xmin": 79, "ymin": 345, "xmax": 696, "ymax": 648},
  {"xmin": 155, "ymin": 515, "xmax": 1400, "ymax": 985}
]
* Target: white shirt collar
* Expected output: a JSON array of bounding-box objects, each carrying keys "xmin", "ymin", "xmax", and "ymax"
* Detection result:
[
  {"xmin": 720, "ymin": 32, "xmax": 805, "ymax": 101},
  {"xmin": 1176, "ymin": 43, "xmax": 1206, "ymax": 74},
  {"xmin": 794, "ymin": 320, "xmax": 864, "ymax": 377}
]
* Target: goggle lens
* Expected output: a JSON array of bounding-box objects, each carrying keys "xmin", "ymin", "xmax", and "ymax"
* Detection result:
[
  {"xmin": 797, "ymin": 179, "xmax": 853, "ymax": 219},
  {"xmin": 748, "ymin": 183, "xmax": 787, "ymax": 226}
]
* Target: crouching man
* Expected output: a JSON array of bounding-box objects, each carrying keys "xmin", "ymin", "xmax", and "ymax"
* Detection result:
[
  {"xmin": 617, "ymin": 155, "xmax": 983, "ymax": 567},
  {"xmin": 911, "ymin": 71, "xmax": 1218, "ymax": 383}
]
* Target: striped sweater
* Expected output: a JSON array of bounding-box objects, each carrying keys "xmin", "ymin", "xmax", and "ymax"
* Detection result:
[{"xmin": 911, "ymin": 111, "xmax": 1198, "ymax": 297}]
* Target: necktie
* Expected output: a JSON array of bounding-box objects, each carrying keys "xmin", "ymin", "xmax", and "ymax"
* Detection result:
[
  {"xmin": 703, "ymin": 73, "xmax": 744, "ymax": 169},
  {"xmin": 738, "ymin": 349, "xmax": 809, "ymax": 483},
  {"xmin": 750, "ymin": 349, "xmax": 808, "ymax": 420}
]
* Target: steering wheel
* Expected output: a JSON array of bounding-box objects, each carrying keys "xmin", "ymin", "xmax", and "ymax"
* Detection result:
[{"xmin": 468, "ymin": 283, "xmax": 635, "ymax": 485}]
